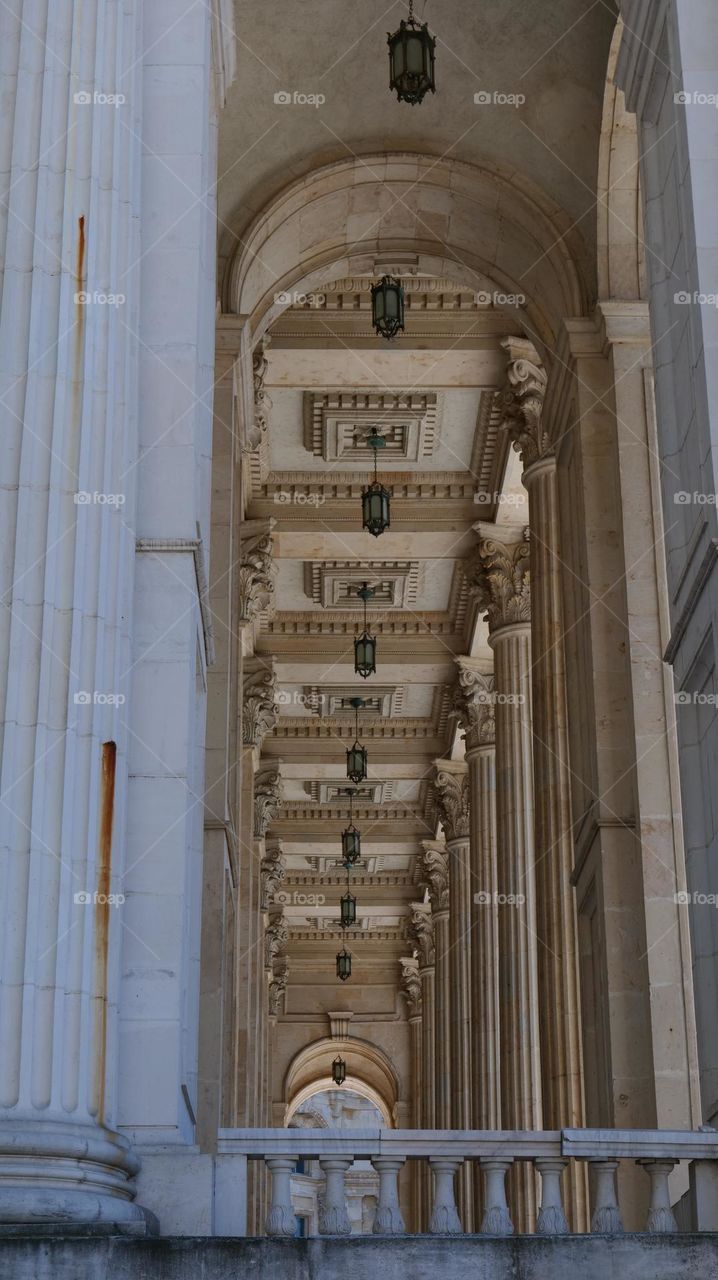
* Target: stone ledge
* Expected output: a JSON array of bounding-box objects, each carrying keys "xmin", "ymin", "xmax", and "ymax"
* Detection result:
[{"xmin": 0, "ymin": 1234, "xmax": 717, "ymax": 1280}]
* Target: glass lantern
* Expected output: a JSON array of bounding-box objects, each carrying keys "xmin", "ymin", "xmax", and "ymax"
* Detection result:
[
  {"xmin": 336, "ymin": 948, "xmax": 352, "ymax": 982},
  {"xmin": 387, "ymin": 0, "xmax": 436, "ymax": 106},
  {"xmin": 332, "ymin": 1055, "xmax": 347, "ymax": 1086},
  {"xmin": 371, "ymin": 275, "xmax": 405, "ymax": 339}
]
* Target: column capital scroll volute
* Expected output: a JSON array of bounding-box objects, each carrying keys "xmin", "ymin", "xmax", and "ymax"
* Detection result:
[
  {"xmin": 433, "ymin": 762, "xmax": 470, "ymax": 844},
  {"xmin": 467, "ymin": 524, "xmax": 531, "ymax": 632},
  {"xmin": 452, "ymin": 657, "xmax": 496, "ymax": 749},
  {"xmin": 497, "ymin": 336, "xmax": 550, "ymax": 469}
]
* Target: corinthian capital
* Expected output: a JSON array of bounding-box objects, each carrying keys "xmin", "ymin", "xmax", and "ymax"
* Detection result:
[
  {"xmin": 418, "ymin": 841, "xmax": 449, "ymax": 913},
  {"xmin": 264, "ymin": 910, "xmax": 288, "ymax": 970},
  {"xmin": 408, "ymin": 902, "xmax": 435, "ymax": 967},
  {"xmin": 497, "ymin": 337, "xmax": 549, "ymax": 468},
  {"xmin": 268, "ymin": 955, "xmax": 289, "ymax": 1017},
  {"xmin": 243, "ymin": 656, "xmax": 278, "ymax": 747},
  {"xmin": 433, "ymin": 762, "xmax": 470, "ymax": 843},
  {"xmin": 238, "ymin": 519, "xmax": 276, "ymax": 623},
  {"xmin": 254, "ymin": 765, "xmax": 282, "ymax": 839},
  {"xmin": 452, "ymin": 657, "xmax": 496, "ymax": 748},
  {"xmin": 253, "ymin": 336, "xmax": 272, "ymax": 438},
  {"xmin": 260, "ymin": 838, "xmax": 286, "ymax": 910},
  {"xmin": 399, "ymin": 956, "xmax": 422, "ymax": 1019},
  {"xmin": 468, "ymin": 524, "xmax": 530, "ymax": 631}
]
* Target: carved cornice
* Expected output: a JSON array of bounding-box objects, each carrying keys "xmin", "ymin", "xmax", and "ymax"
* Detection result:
[
  {"xmin": 408, "ymin": 902, "xmax": 435, "ymax": 967},
  {"xmin": 468, "ymin": 526, "xmax": 531, "ymax": 631},
  {"xmin": 452, "ymin": 658, "xmax": 496, "ymax": 748},
  {"xmin": 254, "ymin": 765, "xmax": 283, "ymax": 839},
  {"xmin": 399, "ymin": 956, "xmax": 422, "ymax": 1018},
  {"xmin": 418, "ymin": 841, "xmax": 449, "ymax": 913},
  {"xmin": 238, "ymin": 520, "xmax": 276, "ymax": 624},
  {"xmin": 260, "ymin": 838, "xmax": 286, "ymax": 910},
  {"xmin": 433, "ymin": 764, "xmax": 470, "ymax": 844},
  {"xmin": 497, "ymin": 338, "xmax": 549, "ymax": 469},
  {"xmin": 265, "ymin": 911, "xmax": 288, "ymax": 970},
  {"xmin": 243, "ymin": 657, "xmax": 278, "ymax": 747}
]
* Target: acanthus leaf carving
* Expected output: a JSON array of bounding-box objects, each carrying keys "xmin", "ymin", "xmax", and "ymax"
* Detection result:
[
  {"xmin": 264, "ymin": 910, "xmax": 288, "ymax": 970},
  {"xmin": 268, "ymin": 954, "xmax": 289, "ymax": 1017},
  {"xmin": 497, "ymin": 338, "xmax": 549, "ymax": 469},
  {"xmin": 452, "ymin": 658, "xmax": 496, "ymax": 748},
  {"xmin": 238, "ymin": 520, "xmax": 277, "ymax": 624},
  {"xmin": 399, "ymin": 956, "xmax": 422, "ymax": 1018},
  {"xmin": 467, "ymin": 527, "xmax": 531, "ymax": 631},
  {"xmin": 254, "ymin": 765, "xmax": 283, "ymax": 839},
  {"xmin": 433, "ymin": 765, "xmax": 470, "ymax": 844},
  {"xmin": 260, "ymin": 838, "xmax": 286, "ymax": 910},
  {"xmin": 243, "ymin": 657, "xmax": 278, "ymax": 747},
  {"xmin": 408, "ymin": 902, "xmax": 435, "ymax": 967},
  {"xmin": 418, "ymin": 842, "xmax": 449, "ymax": 913}
]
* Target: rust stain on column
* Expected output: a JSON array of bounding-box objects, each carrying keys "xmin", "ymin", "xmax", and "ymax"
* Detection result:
[{"xmin": 93, "ymin": 741, "xmax": 116, "ymax": 1125}]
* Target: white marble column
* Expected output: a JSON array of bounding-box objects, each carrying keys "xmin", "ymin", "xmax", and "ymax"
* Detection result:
[
  {"xmin": 453, "ymin": 660, "xmax": 500, "ymax": 1134},
  {"xmin": 0, "ymin": 0, "xmax": 145, "ymax": 1224},
  {"xmin": 470, "ymin": 525, "xmax": 541, "ymax": 1231},
  {"xmin": 399, "ymin": 957, "xmax": 423, "ymax": 1231},
  {"xmin": 408, "ymin": 901, "xmax": 435, "ymax": 1229},
  {"xmin": 432, "ymin": 764, "xmax": 475, "ymax": 1231},
  {"xmin": 500, "ymin": 344, "xmax": 587, "ymax": 1228}
]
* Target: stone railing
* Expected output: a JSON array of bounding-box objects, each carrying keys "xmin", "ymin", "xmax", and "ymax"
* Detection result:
[{"xmin": 216, "ymin": 1128, "xmax": 718, "ymax": 1237}]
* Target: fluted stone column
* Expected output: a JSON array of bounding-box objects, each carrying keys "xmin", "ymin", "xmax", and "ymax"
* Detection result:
[
  {"xmin": 433, "ymin": 762, "xmax": 474, "ymax": 1230},
  {"xmin": 500, "ymin": 342, "xmax": 587, "ymax": 1227},
  {"xmin": 470, "ymin": 525, "xmax": 541, "ymax": 1231},
  {"xmin": 0, "ymin": 0, "xmax": 146, "ymax": 1225},
  {"xmin": 418, "ymin": 844, "xmax": 450, "ymax": 1129},
  {"xmin": 408, "ymin": 902, "xmax": 435, "ymax": 1229},
  {"xmin": 399, "ymin": 957, "xmax": 423, "ymax": 1231},
  {"xmin": 453, "ymin": 661, "xmax": 500, "ymax": 1136}
]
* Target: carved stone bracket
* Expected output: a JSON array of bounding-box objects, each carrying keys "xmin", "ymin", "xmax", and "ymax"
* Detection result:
[
  {"xmin": 260, "ymin": 838, "xmax": 286, "ymax": 910},
  {"xmin": 253, "ymin": 335, "xmax": 272, "ymax": 439},
  {"xmin": 497, "ymin": 336, "xmax": 549, "ymax": 468},
  {"xmin": 243, "ymin": 656, "xmax": 278, "ymax": 747},
  {"xmin": 433, "ymin": 764, "xmax": 470, "ymax": 844},
  {"xmin": 399, "ymin": 956, "xmax": 422, "ymax": 1018},
  {"xmin": 452, "ymin": 657, "xmax": 496, "ymax": 748},
  {"xmin": 468, "ymin": 526, "xmax": 531, "ymax": 631},
  {"xmin": 238, "ymin": 519, "xmax": 276, "ymax": 623},
  {"xmin": 418, "ymin": 842, "xmax": 449, "ymax": 914},
  {"xmin": 254, "ymin": 765, "xmax": 283, "ymax": 839}
]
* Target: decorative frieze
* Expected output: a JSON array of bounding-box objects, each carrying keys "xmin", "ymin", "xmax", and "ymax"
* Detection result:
[
  {"xmin": 238, "ymin": 520, "xmax": 276, "ymax": 623},
  {"xmin": 433, "ymin": 764, "xmax": 470, "ymax": 844},
  {"xmin": 254, "ymin": 766, "xmax": 283, "ymax": 839},
  {"xmin": 469, "ymin": 526, "xmax": 531, "ymax": 631},
  {"xmin": 243, "ymin": 657, "xmax": 278, "ymax": 747}
]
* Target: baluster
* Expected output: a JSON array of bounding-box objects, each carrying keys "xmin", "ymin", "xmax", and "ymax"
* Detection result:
[
  {"xmin": 535, "ymin": 1158, "xmax": 569, "ymax": 1235},
  {"xmin": 479, "ymin": 1157, "xmax": 514, "ymax": 1235},
  {"xmin": 638, "ymin": 1159, "xmax": 678, "ymax": 1233},
  {"xmin": 428, "ymin": 1157, "xmax": 463, "ymax": 1234},
  {"xmin": 590, "ymin": 1159, "xmax": 624, "ymax": 1233},
  {"xmin": 318, "ymin": 1157, "xmax": 352, "ymax": 1235},
  {"xmin": 371, "ymin": 1156, "xmax": 406, "ymax": 1234},
  {"xmin": 265, "ymin": 1157, "xmax": 297, "ymax": 1237}
]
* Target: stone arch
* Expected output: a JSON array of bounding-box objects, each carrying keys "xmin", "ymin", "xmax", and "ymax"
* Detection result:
[
  {"xmin": 597, "ymin": 17, "xmax": 646, "ymax": 301},
  {"xmin": 224, "ymin": 152, "xmax": 593, "ymax": 355},
  {"xmin": 284, "ymin": 1036, "xmax": 400, "ymax": 1128}
]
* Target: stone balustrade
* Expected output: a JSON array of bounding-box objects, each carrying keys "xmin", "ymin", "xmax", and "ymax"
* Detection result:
[{"xmin": 216, "ymin": 1128, "xmax": 718, "ymax": 1237}]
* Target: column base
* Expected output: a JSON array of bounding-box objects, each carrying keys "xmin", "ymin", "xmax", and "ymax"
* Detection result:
[{"xmin": 0, "ymin": 1120, "xmax": 149, "ymax": 1227}]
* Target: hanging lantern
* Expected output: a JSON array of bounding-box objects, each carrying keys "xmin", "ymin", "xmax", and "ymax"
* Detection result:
[
  {"xmin": 346, "ymin": 698, "xmax": 368, "ymax": 785},
  {"xmin": 340, "ymin": 889, "xmax": 357, "ymax": 929},
  {"xmin": 387, "ymin": 0, "xmax": 436, "ymax": 106},
  {"xmin": 341, "ymin": 788, "xmax": 362, "ymax": 866},
  {"xmin": 362, "ymin": 431, "xmax": 390, "ymax": 537},
  {"xmin": 371, "ymin": 275, "xmax": 405, "ymax": 340},
  {"xmin": 336, "ymin": 948, "xmax": 352, "ymax": 981},
  {"xmin": 332, "ymin": 1055, "xmax": 347, "ymax": 1086},
  {"xmin": 354, "ymin": 583, "xmax": 377, "ymax": 678}
]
